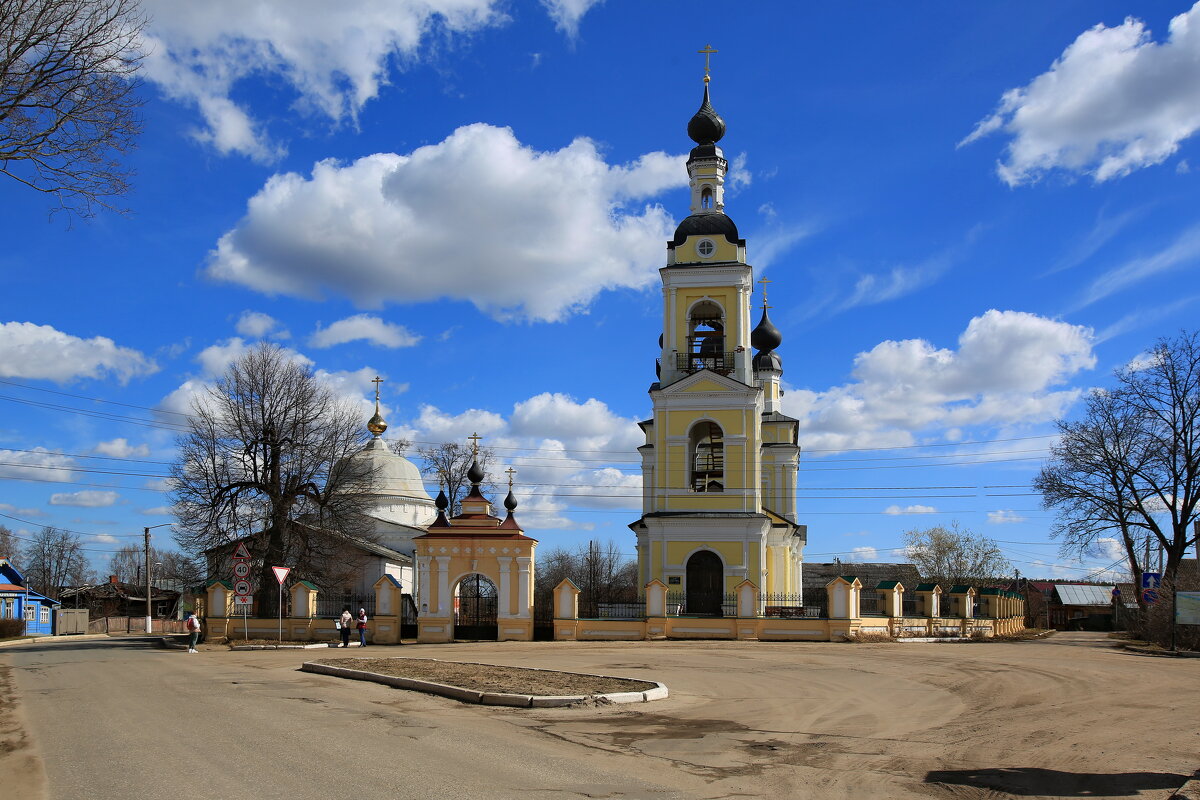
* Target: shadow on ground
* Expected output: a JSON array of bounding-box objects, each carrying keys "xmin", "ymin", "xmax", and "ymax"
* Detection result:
[
  {"xmin": 924, "ymin": 767, "xmax": 1191, "ymax": 796},
  {"xmin": 0, "ymin": 637, "xmax": 163, "ymax": 654}
]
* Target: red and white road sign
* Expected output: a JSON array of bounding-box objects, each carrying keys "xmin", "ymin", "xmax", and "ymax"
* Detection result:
[
  {"xmin": 233, "ymin": 561, "xmax": 251, "ymax": 579},
  {"xmin": 234, "ymin": 579, "xmax": 252, "ymax": 596},
  {"xmin": 272, "ymin": 566, "xmax": 291, "ymax": 585},
  {"xmin": 232, "ymin": 542, "xmax": 251, "ymax": 559},
  {"xmin": 234, "ymin": 595, "xmax": 253, "ymax": 605}
]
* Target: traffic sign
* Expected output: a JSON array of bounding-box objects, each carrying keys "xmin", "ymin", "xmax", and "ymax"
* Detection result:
[
  {"xmin": 232, "ymin": 542, "xmax": 251, "ymax": 560},
  {"xmin": 234, "ymin": 579, "xmax": 252, "ymax": 596},
  {"xmin": 234, "ymin": 595, "xmax": 253, "ymax": 606},
  {"xmin": 233, "ymin": 561, "xmax": 251, "ymax": 579},
  {"xmin": 1142, "ymin": 572, "xmax": 1162, "ymax": 590},
  {"xmin": 272, "ymin": 566, "xmax": 291, "ymax": 585},
  {"xmin": 1143, "ymin": 588, "xmax": 1159, "ymax": 604}
]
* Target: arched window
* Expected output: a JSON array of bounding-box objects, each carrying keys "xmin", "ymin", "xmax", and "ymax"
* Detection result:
[
  {"xmin": 680, "ymin": 300, "xmax": 729, "ymax": 373},
  {"xmin": 700, "ymin": 186, "xmax": 713, "ymax": 209},
  {"xmin": 689, "ymin": 421, "xmax": 724, "ymax": 492}
]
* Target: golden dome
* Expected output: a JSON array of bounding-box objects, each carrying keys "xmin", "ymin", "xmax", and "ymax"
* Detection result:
[{"xmin": 367, "ymin": 404, "xmax": 387, "ymax": 436}]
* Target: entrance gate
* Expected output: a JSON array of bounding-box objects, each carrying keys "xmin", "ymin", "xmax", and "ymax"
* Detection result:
[
  {"xmin": 454, "ymin": 574, "xmax": 498, "ymax": 640},
  {"xmin": 686, "ymin": 550, "xmax": 724, "ymax": 616}
]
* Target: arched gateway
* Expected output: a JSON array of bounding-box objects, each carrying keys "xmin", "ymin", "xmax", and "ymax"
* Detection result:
[
  {"xmin": 686, "ymin": 550, "xmax": 724, "ymax": 616},
  {"xmin": 413, "ymin": 446, "xmax": 537, "ymax": 643}
]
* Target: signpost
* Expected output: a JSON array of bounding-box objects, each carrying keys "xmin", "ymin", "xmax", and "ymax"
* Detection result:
[
  {"xmin": 231, "ymin": 542, "xmax": 252, "ymax": 639},
  {"xmin": 1141, "ymin": 572, "xmax": 1161, "ymax": 605},
  {"xmin": 272, "ymin": 566, "xmax": 291, "ymax": 643}
]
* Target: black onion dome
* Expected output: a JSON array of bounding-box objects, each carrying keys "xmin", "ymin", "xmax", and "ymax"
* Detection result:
[
  {"xmin": 751, "ymin": 308, "xmax": 783, "ymax": 352},
  {"xmin": 467, "ymin": 459, "xmax": 485, "ymax": 484},
  {"xmin": 435, "ymin": 489, "xmax": 449, "ymax": 511},
  {"xmin": 687, "ymin": 84, "xmax": 726, "ymax": 145},
  {"xmin": 753, "ymin": 349, "xmax": 784, "ymax": 372},
  {"xmin": 671, "ymin": 212, "xmax": 740, "ymax": 247},
  {"xmin": 504, "ymin": 489, "xmax": 518, "ymax": 511}
]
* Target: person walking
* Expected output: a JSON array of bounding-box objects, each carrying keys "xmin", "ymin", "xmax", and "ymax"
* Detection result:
[
  {"xmin": 338, "ymin": 607, "xmax": 352, "ymax": 647},
  {"xmin": 185, "ymin": 612, "xmax": 201, "ymax": 653},
  {"xmin": 356, "ymin": 608, "xmax": 368, "ymax": 648}
]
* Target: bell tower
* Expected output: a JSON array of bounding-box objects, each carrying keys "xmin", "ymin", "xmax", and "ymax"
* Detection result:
[{"xmin": 631, "ymin": 53, "xmax": 805, "ymax": 610}]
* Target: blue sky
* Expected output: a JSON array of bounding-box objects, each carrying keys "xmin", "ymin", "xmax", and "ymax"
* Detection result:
[{"xmin": 2, "ymin": 1, "xmax": 1198, "ymax": 582}]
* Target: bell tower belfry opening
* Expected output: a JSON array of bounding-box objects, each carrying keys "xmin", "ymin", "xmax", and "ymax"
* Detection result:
[{"xmin": 631, "ymin": 52, "xmax": 806, "ymax": 615}]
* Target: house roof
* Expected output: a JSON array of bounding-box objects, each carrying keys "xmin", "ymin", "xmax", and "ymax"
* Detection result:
[
  {"xmin": 948, "ymin": 585, "xmax": 974, "ymax": 594},
  {"xmin": 1055, "ymin": 584, "xmax": 1115, "ymax": 607},
  {"xmin": 876, "ymin": 580, "xmax": 902, "ymax": 590},
  {"xmin": 915, "ymin": 582, "xmax": 940, "ymax": 592}
]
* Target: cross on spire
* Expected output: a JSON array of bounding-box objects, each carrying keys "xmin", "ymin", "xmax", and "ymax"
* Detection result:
[
  {"xmin": 698, "ymin": 44, "xmax": 717, "ymax": 84},
  {"xmin": 467, "ymin": 432, "xmax": 482, "ymax": 458},
  {"xmin": 757, "ymin": 276, "xmax": 772, "ymax": 311},
  {"xmin": 505, "ymin": 466, "xmax": 516, "ymax": 488},
  {"xmin": 371, "ymin": 375, "xmax": 384, "ymax": 403}
]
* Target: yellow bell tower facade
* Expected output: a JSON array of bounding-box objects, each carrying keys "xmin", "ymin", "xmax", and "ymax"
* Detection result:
[{"xmin": 631, "ymin": 62, "xmax": 805, "ymax": 614}]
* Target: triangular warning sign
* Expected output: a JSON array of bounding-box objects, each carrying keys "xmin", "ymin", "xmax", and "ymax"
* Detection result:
[
  {"xmin": 272, "ymin": 565, "xmax": 291, "ymax": 585},
  {"xmin": 232, "ymin": 542, "xmax": 251, "ymax": 560}
]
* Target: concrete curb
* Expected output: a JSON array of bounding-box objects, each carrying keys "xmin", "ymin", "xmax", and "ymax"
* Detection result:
[
  {"xmin": 230, "ymin": 643, "xmax": 331, "ymax": 650},
  {"xmin": 1121, "ymin": 643, "xmax": 1200, "ymax": 658},
  {"xmin": 300, "ymin": 659, "xmax": 668, "ymax": 707},
  {"xmin": 0, "ymin": 633, "xmax": 109, "ymax": 648}
]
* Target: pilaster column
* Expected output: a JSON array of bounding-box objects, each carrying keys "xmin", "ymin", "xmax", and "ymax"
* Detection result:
[
  {"xmin": 496, "ymin": 557, "xmax": 513, "ymax": 618},
  {"xmin": 435, "ymin": 556, "xmax": 450, "ymax": 616},
  {"xmin": 416, "ymin": 556, "xmax": 431, "ymax": 614},
  {"xmin": 516, "ymin": 557, "xmax": 532, "ymax": 618}
]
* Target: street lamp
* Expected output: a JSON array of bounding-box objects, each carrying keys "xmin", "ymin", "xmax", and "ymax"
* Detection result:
[{"xmin": 144, "ymin": 524, "xmax": 173, "ymax": 634}]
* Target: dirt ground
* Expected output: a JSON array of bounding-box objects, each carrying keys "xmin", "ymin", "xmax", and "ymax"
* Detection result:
[{"xmin": 313, "ymin": 655, "xmax": 656, "ymax": 694}]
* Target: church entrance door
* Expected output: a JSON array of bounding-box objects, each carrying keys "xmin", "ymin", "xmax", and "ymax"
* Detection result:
[
  {"xmin": 453, "ymin": 574, "xmax": 498, "ymax": 640},
  {"xmin": 685, "ymin": 550, "xmax": 724, "ymax": 616}
]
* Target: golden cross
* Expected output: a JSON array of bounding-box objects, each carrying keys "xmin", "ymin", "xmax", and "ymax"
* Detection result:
[
  {"xmin": 371, "ymin": 375, "xmax": 383, "ymax": 403},
  {"xmin": 467, "ymin": 431, "xmax": 482, "ymax": 458},
  {"xmin": 698, "ymin": 44, "xmax": 718, "ymax": 83},
  {"xmin": 757, "ymin": 276, "xmax": 772, "ymax": 310},
  {"xmin": 505, "ymin": 467, "xmax": 516, "ymax": 488}
]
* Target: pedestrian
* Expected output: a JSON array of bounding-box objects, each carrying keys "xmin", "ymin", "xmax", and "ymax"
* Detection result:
[
  {"xmin": 356, "ymin": 608, "xmax": 368, "ymax": 648},
  {"xmin": 184, "ymin": 611, "xmax": 201, "ymax": 653},
  {"xmin": 338, "ymin": 606, "xmax": 352, "ymax": 647}
]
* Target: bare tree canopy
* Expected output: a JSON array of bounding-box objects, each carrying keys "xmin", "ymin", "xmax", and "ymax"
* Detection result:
[
  {"xmin": 903, "ymin": 523, "xmax": 1011, "ymax": 586},
  {"xmin": 411, "ymin": 440, "xmax": 497, "ymax": 515},
  {"xmin": 20, "ymin": 525, "xmax": 92, "ymax": 594},
  {"xmin": 535, "ymin": 539, "xmax": 639, "ymax": 615},
  {"xmin": 0, "ymin": 524, "xmax": 19, "ymax": 560},
  {"xmin": 0, "ymin": 0, "xmax": 144, "ymax": 218},
  {"xmin": 1036, "ymin": 330, "xmax": 1200, "ymax": 599},
  {"xmin": 170, "ymin": 343, "xmax": 377, "ymax": 604},
  {"xmin": 107, "ymin": 543, "xmax": 204, "ymax": 588}
]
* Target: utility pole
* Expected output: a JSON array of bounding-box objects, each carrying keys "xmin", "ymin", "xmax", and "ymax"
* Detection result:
[{"xmin": 144, "ymin": 527, "xmax": 152, "ymax": 634}]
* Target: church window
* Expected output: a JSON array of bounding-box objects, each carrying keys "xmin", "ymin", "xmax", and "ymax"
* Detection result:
[
  {"xmin": 696, "ymin": 238, "xmax": 715, "ymax": 257},
  {"xmin": 700, "ymin": 186, "xmax": 713, "ymax": 209},
  {"xmin": 677, "ymin": 300, "xmax": 729, "ymax": 373},
  {"xmin": 689, "ymin": 421, "xmax": 724, "ymax": 492}
]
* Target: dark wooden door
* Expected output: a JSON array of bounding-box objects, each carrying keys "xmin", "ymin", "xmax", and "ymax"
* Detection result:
[{"xmin": 686, "ymin": 550, "xmax": 724, "ymax": 616}]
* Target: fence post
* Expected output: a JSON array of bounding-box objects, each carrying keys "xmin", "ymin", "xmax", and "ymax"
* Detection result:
[
  {"xmin": 735, "ymin": 580, "xmax": 758, "ymax": 619},
  {"xmin": 554, "ymin": 579, "xmax": 580, "ymax": 620}
]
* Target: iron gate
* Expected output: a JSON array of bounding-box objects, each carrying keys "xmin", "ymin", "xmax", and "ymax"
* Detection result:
[{"xmin": 454, "ymin": 575, "xmax": 497, "ymax": 640}]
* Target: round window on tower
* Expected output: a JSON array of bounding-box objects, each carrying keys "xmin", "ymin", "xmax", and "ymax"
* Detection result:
[{"xmin": 696, "ymin": 239, "xmax": 715, "ymax": 258}]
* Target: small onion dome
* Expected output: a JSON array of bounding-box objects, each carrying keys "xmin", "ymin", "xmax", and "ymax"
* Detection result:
[
  {"xmin": 435, "ymin": 489, "xmax": 449, "ymax": 511},
  {"xmin": 671, "ymin": 212, "xmax": 740, "ymax": 247},
  {"xmin": 751, "ymin": 307, "xmax": 783, "ymax": 352},
  {"xmin": 467, "ymin": 458, "xmax": 485, "ymax": 484},
  {"xmin": 366, "ymin": 409, "xmax": 387, "ymax": 436},
  {"xmin": 753, "ymin": 349, "xmax": 783, "ymax": 372},
  {"xmin": 504, "ymin": 488, "xmax": 518, "ymax": 511},
  {"xmin": 687, "ymin": 84, "xmax": 726, "ymax": 145}
]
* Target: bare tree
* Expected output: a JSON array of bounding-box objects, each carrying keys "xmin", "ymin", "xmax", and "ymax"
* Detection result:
[
  {"xmin": 171, "ymin": 343, "xmax": 378, "ymax": 606},
  {"xmin": 1, "ymin": 0, "xmax": 145, "ymax": 218},
  {"xmin": 1036, "ymin": 331, "xmax": 1200, "ymax": 602},
  {"xmin": 534, "ymin": 539, "xmax": 639, "ymax": 616},
  {"xmin": 107, "ymin": 543, "xmax": 203, "ymax": 588},
  {"xmin": 903, "ymin": 523, "xmax": 1010, "ymax": 586},
  {"xmin": 20, "ymin": 525, "xmax": 92, "ymax": 594},
  {"xmin": 0, "ymin": 524, "xmax": 19, "ymax": 560},
  {"xmin": 415, "ymin": 441, "xmax": 496, "ymax": 515}
]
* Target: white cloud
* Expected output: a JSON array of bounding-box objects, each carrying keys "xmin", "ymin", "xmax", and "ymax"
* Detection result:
[
  {"xmin": 987, "ymin": 509, "xmax": 1027, "ymax": 525},
  {"xmin": 140, "ymin": 506, "xmax": 174, "ymax": 516},
  {"xmin": 0, "ymin": 322, "xmax": 157, "ymax": 384},
  {"xmin": 727, "ymin": 152, "xmax": 751, "ymax": 194},
  {"xmin": 93, "ymin": 534, "xmax": 119, "ymax": 544},
  {"xmin": 883, "ymin": 504, "xmax": 937, "ymax": 516},
  {"xmin": 138, "ymin": 1, "xmax": 507, "ymax": 160},
  {"xmin": 962, "ymin": 3, "xmax": 1200, "ymax": 184},
  {"xmin": 49, "ymin": 490, "xmax": 120, "ymax": 508},
  {"xmin": 0, "ymin": 448, "xmax": 75, "ymax": 483},
  {"xmin": 205, "ymin": 124, "xmax": 686, "ymax": 322},
  {"xmin": 1076, "ymin": 223, "xmax": 1200, "ymax": 309},
  {"xmin": 0, "ymin": 502, "xmax": 44, "ymax": 517},
  {"xmin": 235, "ymin": 311, "xmax": 282, "ymax": 338},
  {"xmin": 1089, "ymin": 537, "xmax": 1127, "ymax": 562},
  {"xmin": 94, "ymin": 438, "xmax": 150, "ymax": 459},
  {"xmin": 849, "ymin": 546, "xmax": 879, "ymax": 562},
  {"xmin": 785, "ymin": 310, "xmax": 1095, "ymax": 452},
  {"xmin": 310, "ymin": 315, "xmax": 421, "ymax": 349},
  {"xmin": 539, "ymin": 0, "xmax": 603, "ymax": 38}
]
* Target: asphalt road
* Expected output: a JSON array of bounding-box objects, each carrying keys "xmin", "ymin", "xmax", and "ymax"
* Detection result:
[{"xmin": 3, "ymin": 633, "xmax": 1198, "ymax": 800}]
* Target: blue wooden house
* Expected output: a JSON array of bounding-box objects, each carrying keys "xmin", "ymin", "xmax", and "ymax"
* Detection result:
[{"xmin": 0, "ymin": 558, "xmax": 62, "ymax": 635}]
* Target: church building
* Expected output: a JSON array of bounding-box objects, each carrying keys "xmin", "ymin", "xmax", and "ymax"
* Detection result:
[{"xmin": 630, "ymin": 63, "xmax": 806, "ymax": 613}]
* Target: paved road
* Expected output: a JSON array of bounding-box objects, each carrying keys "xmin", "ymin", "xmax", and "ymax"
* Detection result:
[{"xmin": 3, "ymin": 633, "xmax": 1198, "ymax": 800}]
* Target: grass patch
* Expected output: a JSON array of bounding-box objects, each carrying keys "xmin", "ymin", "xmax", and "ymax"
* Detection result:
[{"xmin": 845, "ymin": 631, "xmax": 896, "ymax": 643}]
